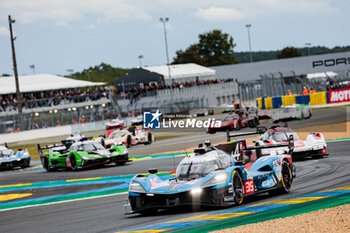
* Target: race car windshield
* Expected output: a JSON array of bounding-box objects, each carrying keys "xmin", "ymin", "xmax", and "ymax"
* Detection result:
[
  {"xmin": 263, "ymin": 131, "xmax": 299, "ymax": 141},
  {"xmin": 0, "ymin": 149, "xmax": 10, "ymax": 157},
  {"xmin": 107, "ymin": 125, "xmax": 122, "ymax": 131},
  {"xmin": 109, "ymin": 131, "xmax": 125, "ymax": 139},
  {"xmin": 71, "ymin": 142, "xmax": 105, "ymax": 151},
  {"xmin": 223, "ymin": 114, "xmax": 238, "ymax": 121},
  {"xmin": 176, "ymin": 160, "xmax": 219, "ymax": 179},
  {"xmin": 283, "ymin": 108, "xmax": 293, "ymax": 112}
]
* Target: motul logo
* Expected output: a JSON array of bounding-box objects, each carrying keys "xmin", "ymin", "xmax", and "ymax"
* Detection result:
[{"xmin": 329, "ymin": 89, "xmax": 350, "ymax": 103}]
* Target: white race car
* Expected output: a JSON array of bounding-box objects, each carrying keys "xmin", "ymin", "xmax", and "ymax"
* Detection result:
[
  {"xmin": 105, "ymin": 127, "xmax": 154, "ymax": 148},
  {"xmin": 255, "ymin": 126, "xmax": 327, "ymax": 159},
  {"xmin": 272, "ymin": 105, "xmax": 311, "ymax": 123}
]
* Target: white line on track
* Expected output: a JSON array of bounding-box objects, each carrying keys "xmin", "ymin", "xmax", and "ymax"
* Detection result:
[{"xmin": 0, "ymin": 192, "xmax": 128, "ymax": 212}]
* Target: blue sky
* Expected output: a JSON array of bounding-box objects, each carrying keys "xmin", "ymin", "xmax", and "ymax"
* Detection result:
[{"xmin": 0, "ymin": 0, "xmax": 348, "ymax": 76}]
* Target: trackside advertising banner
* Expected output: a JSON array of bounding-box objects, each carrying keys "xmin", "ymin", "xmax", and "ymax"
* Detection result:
[{"xmin": 328, "ymin": 88, "xmax": 350, "ymax": 104}]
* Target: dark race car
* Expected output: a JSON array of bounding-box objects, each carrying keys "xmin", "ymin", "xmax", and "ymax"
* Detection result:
[{"xmin": 125, "ymin": 127, "xmax": 295, "ymax": 215}]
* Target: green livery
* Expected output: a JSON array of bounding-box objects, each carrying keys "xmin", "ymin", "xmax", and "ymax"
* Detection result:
[{"xmin": 38, "ymin": 139, "xmax": 129, "ymax": 172}]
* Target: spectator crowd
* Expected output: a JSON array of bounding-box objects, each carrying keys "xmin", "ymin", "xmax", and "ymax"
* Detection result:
[
  {"xmin": 326, "ymin": 80, "xmax": 350, "ymax": 91},
  {"xmin": 117, "ymin": 78, "xmax": 235, "ymax": 103},
  {"xmin": 0, "ymin": 87, "xmax": 109, "ymax": 112}
]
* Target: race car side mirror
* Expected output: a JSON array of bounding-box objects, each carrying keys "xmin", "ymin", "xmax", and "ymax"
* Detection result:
[{"xmin": 149, "ymin": 168, "xmax": 158, "ymax": 174}]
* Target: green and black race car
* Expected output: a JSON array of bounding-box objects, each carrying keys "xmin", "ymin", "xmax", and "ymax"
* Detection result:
[{"xmin": 37, "ymin": 138, "xmax": 129, "ymax": 171}]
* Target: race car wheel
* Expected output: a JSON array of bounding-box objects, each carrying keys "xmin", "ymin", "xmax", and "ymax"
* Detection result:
[
  {"xmin": 279, "ymin": 161, "xmax": 292, "ymax": 194},
  {"xmin": 43, "ymin": 157, "xmax": 52, "ymax": 172},
  {"xmin": 237, "ymin": 121, "xmax": 242, "ymax": 130},
  {"xmin": 20, "ymin": 158, "xmax": 30, "ymax": 168},
  {"xmin": 255, "ymin": 117, "xmax": 260, "ymax": 126},
  {"xmin": 232, "ymin": 170, "xmax": 244, "ymax": 205},
  {"xmin": 248, "ymin": 119, "xmax": 256, "ymax": 128},
  {"xmin": 139, "ymin": 208, "xmax": 158, "ymax": 216},
  {"xmin": 100, "ymin": 138, "xmax": 106, "ymax": 148},
  {"xmin": 146, "ymin": 132, "xmax": 153, "ymax": 145},
  {"xmin": 208, "ymin": 129, "xmax": 216, "ymax": 134},
  {"xmin": 70, "ymin": 154, "xmax": 78, "ymax": 171},
  {"xmin": 126, "ymin": 136, "xmax": 132, "ymax": 148}
]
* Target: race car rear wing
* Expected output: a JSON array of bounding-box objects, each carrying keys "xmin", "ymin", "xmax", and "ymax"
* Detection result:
[
  {"xmin": 37, "ymin": 142, "xmax": 69, "ymax": 157},
  {"xmin": 246, "ymin": 135, "xmax": 294, "ymax": 152},
  {"xmin": 226, "ymin": 126, "xmax": 267, "ymax": 142}
]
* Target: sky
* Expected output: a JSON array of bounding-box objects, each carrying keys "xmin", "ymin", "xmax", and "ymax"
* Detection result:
[{"xmin": 0, "ymin": 0, "xmax": 349, "ymax": 76}]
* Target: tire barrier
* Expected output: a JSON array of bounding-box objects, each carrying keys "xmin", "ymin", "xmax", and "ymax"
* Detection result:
[
  {"xmin": 264, "ymin": 97, "xmax": 273, "ymax": 109},
  {"xmin": 295, "ymin": 95, "xmax": 310, "ymax": 105},
  {"xmin": 272, "ymin": 96, "xmax": 282, "ymax": 109},
  {"xmin": 310, "ymin": 91, "xmax": 327, "ymax": 105},
  {"xmin": 257, "ymin": 88, "xmax": 350, "ymax": 109},
  {"xmin": 282, "ymin": 95, "xmax": 296, "ymax": 106}
]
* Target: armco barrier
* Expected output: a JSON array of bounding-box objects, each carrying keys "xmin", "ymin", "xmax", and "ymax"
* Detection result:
[{"xmin": 272, "ymin": 96, "xmax": 282, "ymax": 108}]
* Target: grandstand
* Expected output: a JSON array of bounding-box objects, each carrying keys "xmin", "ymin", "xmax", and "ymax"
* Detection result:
[
  {"xmin": 0, "ymin": 74, "xmax": 108, "ymax": 113},
  {"xmin": 0, "ymin": 74, "xmax": 117, "ymax": 133}
]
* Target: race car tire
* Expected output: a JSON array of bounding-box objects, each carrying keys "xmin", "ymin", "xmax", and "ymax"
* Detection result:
[
  {"xmin": 236, "ymin": 121, "xmax": 242, "ymax": 130},
  {"xmin": 255, "ymin": 117, "xmax": 260, "ymax": 126},
  {"xmin": 20, "ymin": 158, "xmax": 30, "ymax": 168},
  {"xmin": 277, "ymin": 161, "xmax": 292, "ymax": 194},
  {"xmin": 43, "ymin": 157, "xmax": 52, "ymax": 172},
  {"xmin": 126, "ymin": 136, "xmax": 132, "ymax": 148},
  {"xmin": 100, "ymin": 138, "xmax": 106, "ymax": 148},
  {"xmin": 115, "ymin": 154, "xmax": 129, "ymax": 166},
  {"xmin": 208, "ymin": 129, "xmax": 216, "ymax": 134},
  {"xmin": 232, "ymin": 170, "xmax": 244, "ymax": 205},
  {"xmin": 139, "ymin": 208, "xmax": 158, "ymax": 216},
  {"xmin": 248, "ymin": 119, "xmax": 256, "ymax": 128},
  {"xmin": 145, "ymin": 132, "xmax": 153, "ymax": 145},
  {"xmin": 70, "ymin": 154, "xmax": 78, "ymax": 171},
  {"xmin": 115, "ymin": 161, "xmax": 127, "ymax": 166}
]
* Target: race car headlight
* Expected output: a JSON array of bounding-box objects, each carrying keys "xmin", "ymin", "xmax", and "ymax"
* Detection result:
[
  {"xmin": 78, "ymin": 153, "xmax": 93, "ymax": 160},
  {"xmin": 203, "ymin": 172, "xmax": 229, "ymax": 187},
  {"xmin": 129, "ymin": 181, "xmax": 146, "ymax": 193},
  {"xmin": 190, "ymin": 188, "xmax": 202, "ymax": 195}
]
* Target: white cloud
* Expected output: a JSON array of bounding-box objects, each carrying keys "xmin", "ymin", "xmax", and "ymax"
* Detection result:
[
  {"xmin": 195, "ymin": 7, "xmax": 244, "ymax": 22},
  {"xmin": 0, "ymin": 0, "xmax": 339, "ymax": 26},
  {"xmin": 0, "ymin": 26, "xmax": 9, "ymax": 37}
]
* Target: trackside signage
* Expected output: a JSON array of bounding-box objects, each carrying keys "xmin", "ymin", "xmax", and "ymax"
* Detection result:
[{"xmin": 328, "ymin": 88, "xmax": 350, "ymax": 103}]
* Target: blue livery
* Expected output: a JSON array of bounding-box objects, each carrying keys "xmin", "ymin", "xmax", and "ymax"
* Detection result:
[
  {"xmin": 126, "ymin": 132, "xmax": 295, "ymax": 215},
  {"xmin": 0, "ymin": 145, "xmax": 31, "ymax": 170}
]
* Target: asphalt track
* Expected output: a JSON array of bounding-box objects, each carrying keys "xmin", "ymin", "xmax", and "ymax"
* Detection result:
[
  {"xmin": 0, "ymin": 140, "xmax": 349, "ymax": 233},
  {"xmin": 0, "ymin": 106, "xmax": 349, "ymax": 232}
]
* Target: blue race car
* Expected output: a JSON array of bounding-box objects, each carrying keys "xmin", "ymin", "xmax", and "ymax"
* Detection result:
[
  {"xmin": 126, "ymin": 127, "xmax": 295, "ymax": 215},
  {"xmin": 0, "ymin": 143, "xmax": 31, "ymax": 170}
]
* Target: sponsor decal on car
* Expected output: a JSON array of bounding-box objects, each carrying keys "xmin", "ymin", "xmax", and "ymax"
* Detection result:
[{"xmin": 244, "ymin": 180, "xmax": 255, "ymax": 194}]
